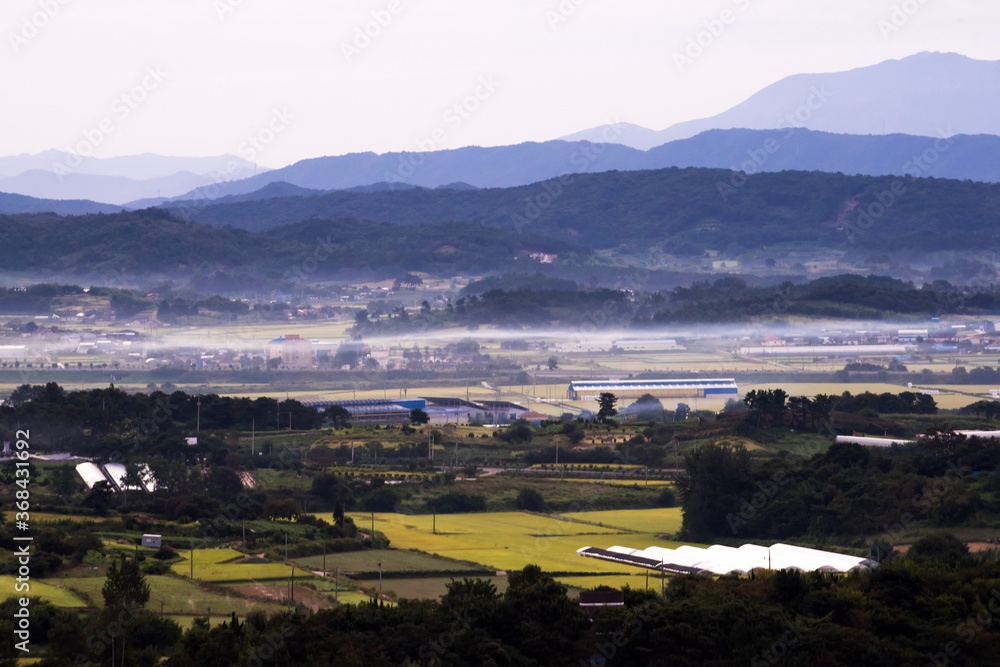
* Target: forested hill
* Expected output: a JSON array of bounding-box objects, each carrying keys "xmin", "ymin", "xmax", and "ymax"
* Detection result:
[
  {"xmin": 0, "ymin": 209, "xmax": 584, "ymax": 280},
  {"xmin": 171, "ymin": 167, "xmax": 1000, "ymax": 254}
]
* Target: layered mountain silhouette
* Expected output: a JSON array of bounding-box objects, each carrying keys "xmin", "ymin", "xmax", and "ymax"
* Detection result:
[{"xmin": 563, "ymin": 52, "xmax": 1000, "ymax": 148}]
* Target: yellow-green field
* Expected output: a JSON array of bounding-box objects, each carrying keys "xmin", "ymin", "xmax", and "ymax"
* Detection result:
[
  {"xmin": 51, "ymin": 574, "xmax": 286, "ymax": 616},
  {"xmin": 559, "ymin": 508, "xmax": 683, "ymax": 534},
  {"xmin": 531, "ymin": 478, "xmax": 674, "ymax": 487},
  {"xmin": 327, "ymin": 510, "xmax": 696, "ymax": 582},
  {"xmin": 0, "ymin": 576, "xmax": 88, "ymax": 608},
  {"xmin": 170, "ymin": 549, "xmax": 314, "ymax": 583},
  {"xmin": 557, "ymin": 574, "xmax": 654, "ymax": 592}
]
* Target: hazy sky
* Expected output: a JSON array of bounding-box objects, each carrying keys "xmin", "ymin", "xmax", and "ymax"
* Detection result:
[{"xmin": 3, "ymin": 0, "xmax": 998, "ymax": 167}]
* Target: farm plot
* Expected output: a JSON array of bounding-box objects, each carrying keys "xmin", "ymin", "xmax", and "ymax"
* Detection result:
[
  {"xmin": 558, "ymin": 508, "xmax": 684, "ymax": 535},
  {"xmin": 338, "ymin": 511, "xmax": 668, "ymax": 574},
  {"xmin": 170, "ymin": 549, "xmax": 313, "ymax": 583},
  {"xmin": 0, "ymin": 576, "xmax": 88, "ymax": 608},
  {"xmin": 52, "ymin": 575, "xmax": 286, "ymax": 617},
  {"xmin": 356, "ymin": 575, "xmax": 508, "ymax": 601},
  {"xmin": 294, "ymin": 549, "xmax": 482, "ymax": 574}
]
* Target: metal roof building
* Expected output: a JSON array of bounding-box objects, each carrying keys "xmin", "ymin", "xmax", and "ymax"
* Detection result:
[
  {"xmin": 303, "ymin": 398, "xmax": 426, "ymax": 424},
  {"xmin": 567, "ymin": 378, "xmax": 738, "ymax": 401}
]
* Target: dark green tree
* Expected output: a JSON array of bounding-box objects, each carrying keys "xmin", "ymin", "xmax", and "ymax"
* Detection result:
[
  {"xmin": 323, "ymin": 404, "xmax": 352, "ymax": 428},
  {"xmin": 596, "ymin": 392, "xmax": 618, "ymax": 423},
  {"xmin": 676, "ymin": 442, "xmax": 754, "ymax": 539},
  {"xmin": 102, "ymin": 554, "xmax": 151, "ymax": 667}
]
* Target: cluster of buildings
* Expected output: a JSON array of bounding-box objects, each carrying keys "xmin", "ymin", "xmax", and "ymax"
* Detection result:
[
  {"xmin": 741, "ymin": 322, "xmax": 1000, "ymax": 356},
  {"xmin": 302, "ymin": 397, "xmax": 549, "ymax": 426},
  {"xmin": 566, "ymin": 379, "xmax": 739, "ymax": 401}
]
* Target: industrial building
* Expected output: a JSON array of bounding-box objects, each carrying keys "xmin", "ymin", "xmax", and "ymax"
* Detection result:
[
  {"xmin": 304, "ymin": 398, "xmax": 427, "ymax": 424},
  {"xmin": 265, "ymin": 334, "xmax": 314, "ymax": 369},
  {"xmin": 578, "ymin": 542, "xmax": 873, "ymax": 575},
  {"xmin": 566, "ymin": 379, "xmax": 739, "ymax": 401}
]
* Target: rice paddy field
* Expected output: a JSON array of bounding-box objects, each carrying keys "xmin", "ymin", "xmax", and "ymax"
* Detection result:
[
  {"xmin": 293, "ymin": 549, "xmax": 483, "ymax": 574},
  {"xmin": 170, "ymin": 548, "xmax": 314, "ymax": 583},
  {"xmin": 321, "ymin": 510, "xmax": 696, "ymax": 585},
  {"xmin": 52, "ymin": 574, "xmax": 286, "ymax": 617}
]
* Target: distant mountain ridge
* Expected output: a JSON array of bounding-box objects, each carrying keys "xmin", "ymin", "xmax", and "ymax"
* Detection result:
[
  {"xmin": 0, "ymin": 152, "xmax": 266, "ymax": 204},
  {"xmin": 8, "ymin": 52, "xmax": 1000, "ymax": 205},
  {"xmin": 0, "ymin": 191, "xmax": 120, "ymax": 216},
  {"xmin": 563, "ymin": 52, "xmax": 1000, "ymax": 148},
  {"xmin": 144, "ymin": 141, "xmax": 647, "ymax": 205},
  {"xmin": 153, "ymin": 128, "xmax": 1000, "ymax": 209}
]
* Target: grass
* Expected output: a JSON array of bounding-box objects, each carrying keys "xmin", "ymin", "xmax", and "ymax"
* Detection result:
[
  {"xmin": 293, "ymin": 549, "xmax": 482, "ymax": 574},
  {"xmin": 0, "ymin": 576, "xmax": 88, "ymax": 608},
  {"xmin": 556, "ymin": 574, "xmax": 653, "ymax": 594},
  {"xmin": 2, "ymin": 511, "xmax": 99, "ymax": 524},
  {"xmin": 356, "ymin": 575, "xmax": 508, "ymax": 601},
  {"xmin": 332, "ymin": 511, "xmax": 686, "ymax": 575},
  {"xmin": 50, "ymin": 574, "xmax": 286, "ymax": 616},
  {"xmin": 531, "ymin": 478, "xmax": 674, "ymax": 487},
  {"xmin": 170, "ymin": 549, "xmax": 314, "ymax": 583},
  {"xmin": 557, "ymin": 508, "xmax": 683, "ymax": 534}
]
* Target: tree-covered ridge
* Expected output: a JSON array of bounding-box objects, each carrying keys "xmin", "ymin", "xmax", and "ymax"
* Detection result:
[
  {"xmin": 177, "ymin": 166, "xmax": 1000, "ymax": 254},
  {"xmin": 349, "ymin": 273, "xmax": 1000, "ymax": 334},
  {"xmin": 0, "ymin": 209, "xmax": 587, "ymax": 281}
]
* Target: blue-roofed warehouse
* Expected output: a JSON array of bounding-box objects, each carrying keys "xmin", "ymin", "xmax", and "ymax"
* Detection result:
[
  {"xmin": 302, "ymin": 398, "xmax": 426, "ymax": 424},
  {"xmin": 567, "ymin": 379, "xmax": 738, "ymax": 401}
]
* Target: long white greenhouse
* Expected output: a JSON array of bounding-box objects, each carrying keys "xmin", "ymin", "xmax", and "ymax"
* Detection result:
[{"xmin": 577, "ymin": 542, "xmax": 873, "ymax": 575}]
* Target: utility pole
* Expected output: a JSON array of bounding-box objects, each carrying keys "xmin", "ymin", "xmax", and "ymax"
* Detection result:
[
  {"xmin": 196, "ymin": 396, "xmax": 201, "ymax": 433},
  {"xmin": 284, "ymin": 532, "xmax": 288, "ymax": 565}
]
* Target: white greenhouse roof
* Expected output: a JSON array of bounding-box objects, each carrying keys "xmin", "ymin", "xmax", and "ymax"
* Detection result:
[
  {"xmin": 75, "ymin": 462, "xmax": 110, "ymax": 490},
  {"xmin": 578, "ymin": 542, "xmax": 872, "ymax": 575}
]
